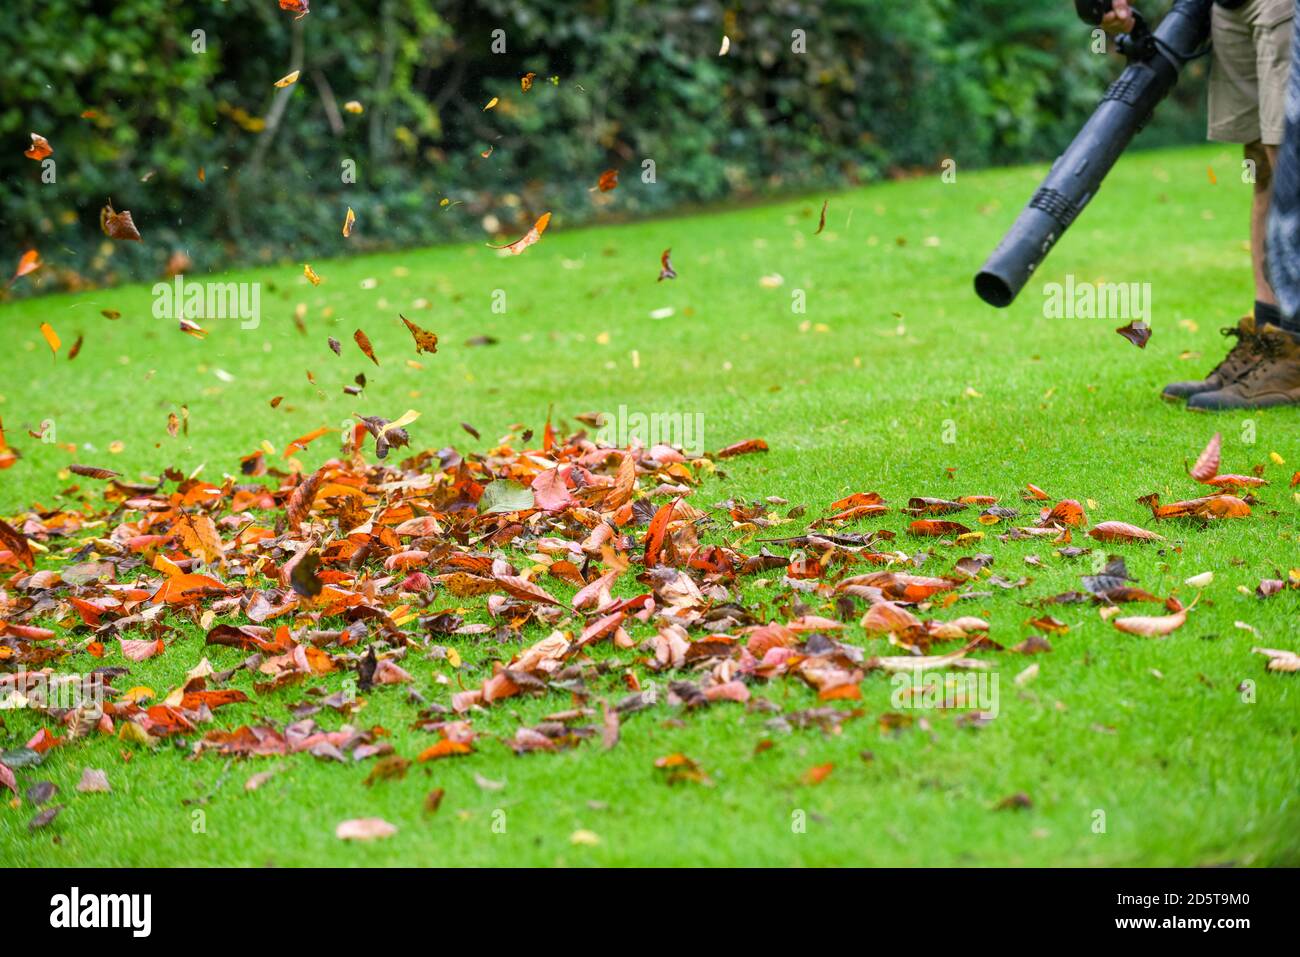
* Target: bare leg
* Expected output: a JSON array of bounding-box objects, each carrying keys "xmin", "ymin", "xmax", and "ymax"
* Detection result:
[{"xmin": 1247, "ymin": 141, "xmax": 1278, "ymax": 305}]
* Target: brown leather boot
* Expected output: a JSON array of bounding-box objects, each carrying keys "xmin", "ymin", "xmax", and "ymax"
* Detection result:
[
  {"xmin": 1187, "ymin": 325, "xmax": 1300, "ymax": 410},
  {"xmin": 1161, "ymin": 315, "xmax": 1260, "ymax": 400}
]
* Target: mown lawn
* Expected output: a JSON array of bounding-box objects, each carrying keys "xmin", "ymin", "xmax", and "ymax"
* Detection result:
[{"xmin": 1, "ymin": 142, "xmax": 1298, "ymax": 867}]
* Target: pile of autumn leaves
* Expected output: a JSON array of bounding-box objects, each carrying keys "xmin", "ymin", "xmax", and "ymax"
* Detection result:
[{"xmin": 1, "ymin": 425, "xmax": 1297, "ymax": 815}]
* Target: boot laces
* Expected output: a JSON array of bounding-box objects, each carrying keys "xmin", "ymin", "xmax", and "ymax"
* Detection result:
[
  {"xmin": 1207, "ymin": 326, "xmax": 1257, "ymax": 376},
  {"xmin": 1237, "ymin": 335, "xmax": 1288, "ymax": 382}
]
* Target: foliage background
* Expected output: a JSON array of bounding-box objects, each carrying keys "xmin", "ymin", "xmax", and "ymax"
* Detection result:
[{"xmin": 0, "ymin": 0, "xmax": 1204, "ymax": 291}]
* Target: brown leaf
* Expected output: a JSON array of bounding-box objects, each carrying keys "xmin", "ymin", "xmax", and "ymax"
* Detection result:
[
  {"xmin": 400, "ymin": 314, "xmax": 438, "ymax": 354},
  {"xmin": 909, "ymin": 519, "xmax": 971, "ymax": 537},
  {"xmin": 353, "ymin": 329, "xmax": 379, "ymax": 365},
  {"xmin": 0, "ymin": 518, "xmax": 35, "ymax": 571},
  {"xmin": 1115, "ymin": 320, "xmax": 1151, "ymax": 348},
  {"xmin": 69, "ymin": 464, "xmax": 120, "ymax": 480},
  {"xmin": 494, "ymin": 574, "xmax": 561, "ymax": 605},
  {"xmin": 658, "ymin": 248, "xmax": 677, "ymax": 281},
  {"xmin": 28, "ymin": 804, "xmax": 64, "ymax": 832},
  {"xmin": 716, "ymin": 438, "xmax": 768, "ymax": 459},
  {"xmin": 601, "ymin": 700, "xmax": 620, "ymax": 750},
  {"xmin": 286, "ymin": 468, "xmax": 325, "ymax": 531},
  {"xmin": 100, "ymin": 201, "xmax": 141, "ymax": 241}
]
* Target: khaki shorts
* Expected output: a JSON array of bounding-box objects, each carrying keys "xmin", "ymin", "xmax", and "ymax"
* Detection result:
[{"xmin": 1208, "ymin": 0, "xmax": 1296, "ymax": 145}]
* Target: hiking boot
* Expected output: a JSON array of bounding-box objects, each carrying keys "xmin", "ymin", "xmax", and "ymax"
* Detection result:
[
  {"xmin": 1161, "ymin": 315, "xmax": 1261, "ymax": 400},
  {"xmin": 1187, "ymin": 325, "xmax": 1300, "ymax": 411}
]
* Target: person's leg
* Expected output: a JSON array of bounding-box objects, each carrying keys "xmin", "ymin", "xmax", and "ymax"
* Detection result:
[
  {"xmin": 1266, "ymin": 1, "xmax": 1300, "ymax": 330},
  {"xmin": 1246, "ymin": 141, "xmax": 1277, "ymax": 309},
  {"xmin": 1163, "ymin": 2, "xmax": 1268, "ymax": 402},
  {"xmin": 1188, "ymin": 0, "xmax": 1299, "ymax": 409}
]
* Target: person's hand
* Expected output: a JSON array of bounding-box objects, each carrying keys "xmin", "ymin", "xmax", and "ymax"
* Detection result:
[{"xmin": 1101, "ymin": 0, "xmax": 1136, "ymax": 35}]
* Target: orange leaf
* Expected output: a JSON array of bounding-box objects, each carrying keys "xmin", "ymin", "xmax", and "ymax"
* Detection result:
[
  {"xmin": 488, "ymin": 211, "xmax": 551, "ymax": 255},
  {"xmin": 1087, "ymin": 521, "xmax": 1164, "ymax": 543},
  {"xmin": 643, "ymin": 497, "xmax": 682, "ymax": 568},
  {"xmin": 24, "ymin": 133, "xmax": 52, "ymax": 161},
  {"xmin": 10, "ymin": 249, "xmax": 41, "ymax": 284},
  {"xmin": 416, "ymin": 739, "xmax": 472, "ymax": 761},
  {"xmin": 39, "ymin": 322, "xmax": 60, "ymax": 356}
]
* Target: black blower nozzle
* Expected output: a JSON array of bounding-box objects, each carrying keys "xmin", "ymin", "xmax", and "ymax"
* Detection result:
[{"xmin": 974, "ymin": 0, "xmax": 1214, "ymax": 307}]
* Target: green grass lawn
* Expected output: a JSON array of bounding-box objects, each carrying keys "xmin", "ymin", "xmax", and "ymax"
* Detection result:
[{"xmin": 1, "ymin": 143, "xmax": 1298, "ymax": 867}]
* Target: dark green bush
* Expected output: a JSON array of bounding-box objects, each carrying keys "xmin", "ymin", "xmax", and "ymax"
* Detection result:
[{"xmin": 0, "ymin": 0, "xmax": 1205, "ymax": 291}]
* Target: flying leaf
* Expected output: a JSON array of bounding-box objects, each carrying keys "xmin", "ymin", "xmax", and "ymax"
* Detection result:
[
  {"xmin": 38, "ymin": 322, "xmax": 60, "ymax": 356},
  {"xmin": 658, "ymin": 248, "xmax": 676, "ymax": 281},
  {"xmin": 24, "ymin": 133, "xmax": 52, "ymax": 161},
  {"xmin": 274, "ymin": 70, "xmax": 301, "ymax": 88},
  {"xmin": 1115, "ymin": 320, "xmax": 1151, "ymax": 348},
  {"xmin": 815, "ymin": 200, "xmax": 828, "ymax": 235},
  {"xmin": 400, "ymin": 314, "xmax": 438, "ymax": 354},
  {"xmin": 304, "ymin": 264, "xmax": 322, "ymax": 286},
  {"xmin": 596, "ymin": 169, "xmax": 618, "ymax": 192},
  {"xmin": 354, "ymin": 329, "xmax": 379, "ymax": 365},
  {"xmin": 489, "ymin": 212, "xmax": 551, "ymax": 255},
  {"xmin": 10, "ymin": 249, "xmax": 41, "ymax": 284},
  {"xmin": 342, "ymin": 207, "xmax": 356, "ymax": 238},
  {"xmin": 100, "ymin": 201, "xmax": 141, "ymax": 241},
  {"xmin": 69, "ymin": 464, "xmax": 119, "ymax": 480}
]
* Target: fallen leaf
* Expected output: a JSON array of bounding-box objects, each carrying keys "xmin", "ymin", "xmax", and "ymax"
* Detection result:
[{"xmin": 335, "ymin": 817, "xmax": 397, "ymax": 840}]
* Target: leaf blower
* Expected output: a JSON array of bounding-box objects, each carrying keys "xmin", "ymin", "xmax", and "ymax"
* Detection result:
[{"xmin": 974, "ymin": 0, "xmax": 1215, "ymax": 307}]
